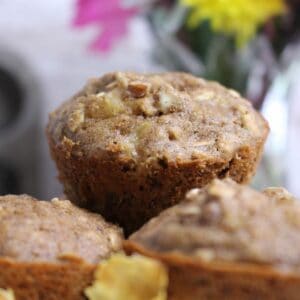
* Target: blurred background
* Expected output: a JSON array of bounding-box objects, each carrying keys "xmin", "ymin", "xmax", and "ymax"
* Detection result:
[{"xmin": 0, "ymin": 0, "xmax": 299, "ymax": 199}]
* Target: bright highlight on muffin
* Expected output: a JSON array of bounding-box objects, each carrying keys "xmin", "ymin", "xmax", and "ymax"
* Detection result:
[
  {"xmin": 0, "ymin": 289, "xmax": 15, "ymax": 300},
  {"xmin": 182, "ymin": 0, "xmax": 285, "ymax": 46},
  {"xmin": 85, "ymin": 254, "xmax": 168, "ymax": 300}
]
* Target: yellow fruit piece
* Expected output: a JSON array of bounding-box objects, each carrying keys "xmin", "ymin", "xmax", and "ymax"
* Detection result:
[
  {"xmin": 0, "ymin": 289, "xmax": 15, "ymax": 300},
  {"xmin": 85, "ymin": 254, "xmax": 168, "ymax": 300}
]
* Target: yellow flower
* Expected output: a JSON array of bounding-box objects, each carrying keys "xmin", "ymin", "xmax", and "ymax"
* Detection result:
[{"xmin": 181, "ymin": 0, "xmax": 286, "ymax": 46}]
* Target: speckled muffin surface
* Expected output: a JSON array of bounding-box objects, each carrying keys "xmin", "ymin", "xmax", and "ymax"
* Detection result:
[
  {"xmin": 47, "ymin": 72, "xmax": 269, "ymax": 234},
  {"xmin": 125, "ymin": 179, "xmax": 300, "ymax": 299},
  {"xmin": 0, "ymin": 194, "xmax": 123, "ymax": 300}
]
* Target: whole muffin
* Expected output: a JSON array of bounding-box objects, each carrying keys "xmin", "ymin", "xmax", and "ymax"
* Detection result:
[
  {"xmin": 0, "ymin": 195, "xmax": 123, "ymax": 300},
  {"xmin": 125, "ymin": 179, "xmax": 300, "ymax": 300},
  {"xmin": 47, "ymin": 72, "xmax": 269, "ymax": 234}
]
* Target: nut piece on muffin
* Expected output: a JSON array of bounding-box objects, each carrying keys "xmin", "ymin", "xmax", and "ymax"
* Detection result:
[
  {"xmin": 125, "ymin": 179, "xmax": 300, "ymax": 300},
  {"xmin": 47, "ymin": 71, "xmax": 269, "ymax": 234},
  {"xmin": 0, "ymin": 195, "xmax": 123, "ymax": 300}
]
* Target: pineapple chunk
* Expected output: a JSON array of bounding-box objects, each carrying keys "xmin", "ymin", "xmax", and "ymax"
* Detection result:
[
  {"xmin": 0, "ymin": 289, "xmax": 15, "ymax": 300},
  {"xmin": 86, "ymin": 91, "xmax": 125, "ymax": 119},
  {"xmin": 85, "ymin": 254, "xmax": 168, "ymax": 300}
]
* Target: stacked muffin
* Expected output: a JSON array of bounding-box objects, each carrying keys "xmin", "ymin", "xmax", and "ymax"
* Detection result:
[
  {"xmin": 47, "ymin": 72, "xmax": 268, "ymax": 234},
  {"xmin": 3, "ymin": 71, "xmax": 300, "ymax": 299}
]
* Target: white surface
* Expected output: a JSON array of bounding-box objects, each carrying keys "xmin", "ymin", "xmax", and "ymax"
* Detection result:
[
  {"xmin": 0, "ymin": 0, "xmax": 163, "ymax": 198},
  {"xmin": 286, "ymin": 61, "xmax": 300, "ymax": 197}
]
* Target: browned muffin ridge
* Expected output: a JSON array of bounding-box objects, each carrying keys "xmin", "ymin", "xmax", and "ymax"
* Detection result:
[
  {"xmin": 47, "ymin": 71, "xmax": 269, "ymax": 234},
  {"xmin": 125, "ymin": 179, "xmax": 300, "ymax": 300},
  {"xmin": 0, "ymin": 194, "xmax": 123, "ymax": 300}
]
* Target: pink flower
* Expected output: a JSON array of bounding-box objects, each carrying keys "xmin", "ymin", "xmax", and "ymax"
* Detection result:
[{"xmin": 73, "ymin": 0, "xmax": 139, "ymax": 52}]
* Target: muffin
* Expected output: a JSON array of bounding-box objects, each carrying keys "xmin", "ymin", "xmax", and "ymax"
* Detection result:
[
  {"xmin": 47, "ymin": 71, "xmax": 269, "ymax": 234},
  {"xmin": 125, "ymin": 179, "xmax": 300, "ymax": 299},
  {"xmin": 0, "ymin": 195, "xmax": 123, "ymax": 300}
]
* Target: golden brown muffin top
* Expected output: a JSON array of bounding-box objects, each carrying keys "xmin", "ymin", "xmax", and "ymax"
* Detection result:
[
  {"xmin": 0, "ymin": 195, "xmax": 123, "ymax": 263},
  {"xmin": 130, "ymin": 179, "xmax": 300, "ymax": 271},
  {"xmin": 47, "ymin": 72, "xmax": 268, "ymax": 164}
]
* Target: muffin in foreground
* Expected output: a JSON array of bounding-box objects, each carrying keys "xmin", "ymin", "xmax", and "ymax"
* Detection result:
[
  {"xmin": 125, "ymin": 179, "xmax": 300, "ymax": 300},
  {"xmin": 47, "ymin": 71, "xmax": 269, "ymax": 234},
  {"xmin": 0, "ymin": 195, "xmax": 123, "ymax": 300}
]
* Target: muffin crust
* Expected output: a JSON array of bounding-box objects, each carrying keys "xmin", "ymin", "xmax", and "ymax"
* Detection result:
[{"xmin": 47, "ymin": 72, "xmax": 269, "ymax": 234}]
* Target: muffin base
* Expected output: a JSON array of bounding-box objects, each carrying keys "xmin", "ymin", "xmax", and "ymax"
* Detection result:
[
  {"xmin": 48, "ymin": 132, "xmax": 266, "ymax": 235},
  {"xmin": 0, "ymin": 257, "xmax": 96, "ymax": 300},
  {"xmin": 124, "ymin": 241, "xmax": 300, "ymax": 300}
]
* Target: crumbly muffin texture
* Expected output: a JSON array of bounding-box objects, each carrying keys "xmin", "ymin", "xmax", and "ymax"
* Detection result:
[
  {"xmin": 47, "ymin": 72, "xmax": 269, "ymax": 234},
  {"xmin": 130, "ymin": 179, "xmax": 300, "ymax": 272},
  {"xmin": 0, "ymin": 195, "xmax": 123, "ymax": 263},
  {"xmin": 49, "ymin": 72, "xmax": 267, "ymax": 164}
]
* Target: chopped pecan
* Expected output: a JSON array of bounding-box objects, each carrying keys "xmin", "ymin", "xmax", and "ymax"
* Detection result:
[{"xmin": 128, "ymin": 81, "xmax": 149, "ymax": 98}]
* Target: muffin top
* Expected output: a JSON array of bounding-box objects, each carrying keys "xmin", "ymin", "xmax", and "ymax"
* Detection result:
[
  {"xmin": 129, "ymin": 179, "xmax": 300, "ymax": 272},
  {"xmin": 0, "ymin": 195, "xmax": 123, "ymax": 264},
  {"xmin": 48, "ymin": 72, "xmax": 268, "ymax": 164}
]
